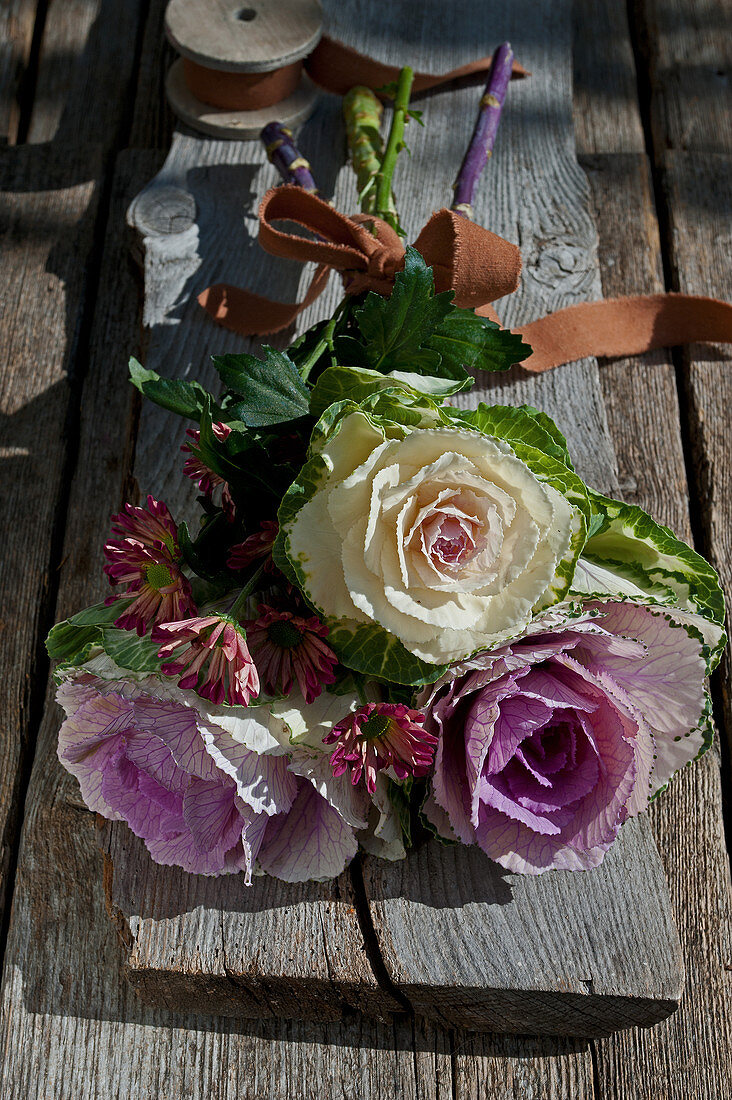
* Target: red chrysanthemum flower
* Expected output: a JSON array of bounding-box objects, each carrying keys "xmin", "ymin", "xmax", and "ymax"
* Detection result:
[
  {"xmin": 246, "ymin": 605, "xmax": 337, "ymax": 704},
  {"xmin": 103, "ymin": 497, "xmax": 196, "ymax": 636},
  {"xmin": 228, "ymin": 520, "xmax": 279, "ymax": 573},
  {"xmin": 182, "ymin": 422, "xmax": 235, "ymax": 521},
  {"xmin": 323, "ymin": 702, "xmax": 437, "ymax": 794},
  {"xmin": 154, "ymin": 614, "xmax": 259, "ymax": 707}
]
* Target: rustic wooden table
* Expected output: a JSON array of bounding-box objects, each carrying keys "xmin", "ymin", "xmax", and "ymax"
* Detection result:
[{"xmin": 1, "ymin": 1, "xmax": 730, "ymax": 1096}]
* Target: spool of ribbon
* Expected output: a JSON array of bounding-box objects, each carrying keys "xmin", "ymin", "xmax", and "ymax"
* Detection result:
[{"xmin": 198, "ymin": 184, "xmax": 732, "ymax": 374}]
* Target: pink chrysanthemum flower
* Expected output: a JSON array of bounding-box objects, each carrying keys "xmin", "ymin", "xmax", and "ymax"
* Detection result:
[
  {"xmin": 228, "ymin": 520, "xmax": 279, "ymax": 572},
  {"xmin": 182, "ymin": 422, "xmax": 235, "ymax": 520},
  {"xmin": 323, "ymin": 702, "xmax": 437, "ymax": 794},
  {"xmin": 246, "ymin": 605, "xmax": 337, "ymax": 704},
  {"xmin": 103, "ymin": 497, "xmax": 196, "ymax": 635},
  {"xmin": 154, "ymin": 615, "xmax": 259, "ymax": 707}
]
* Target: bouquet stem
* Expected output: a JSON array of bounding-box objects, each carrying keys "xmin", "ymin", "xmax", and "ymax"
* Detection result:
[
  {"xmin": 374, "ymin": 66, "xmax": 414, "ymax": 234},
  {"xmin": 261, "ymin": 122, "xmax": 318, "ymax": 192},
  {"xmin": 451, "ymin": 42, "xmax": 513, "ymax": 219},
  {"xmin": 343, "ymin": 86, "xmax": 390, "ymax": 216}
]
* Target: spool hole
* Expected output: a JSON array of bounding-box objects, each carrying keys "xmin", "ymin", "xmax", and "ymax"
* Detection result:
[{"xmin": 237, "ymin": 6, "xmax": 257, "ymax": 20}]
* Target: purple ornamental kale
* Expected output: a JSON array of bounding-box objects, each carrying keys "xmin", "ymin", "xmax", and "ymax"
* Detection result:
[{"xmin": 419, "ymin": 600, "xmax": 719, "ymax": 874}]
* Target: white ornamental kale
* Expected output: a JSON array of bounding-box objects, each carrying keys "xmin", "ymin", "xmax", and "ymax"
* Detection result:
[{"xmin": 278, "ymin": 408, "xmax": 589, "ymax": 672}]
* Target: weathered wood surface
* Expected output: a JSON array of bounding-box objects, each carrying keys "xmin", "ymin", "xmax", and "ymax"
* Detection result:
[
  {"xmin": 572, "ymin": 0, "xmax": 645, "ymax": 154},
  {"xmin": 361, "ymin": 817, "xmax": 682, "ymax": 1036},
  {"xmin": 0, "ymin": 143, "xmax": 102, "ymax": 931},
  {"xmin": 25, "ymin": 0, "xmax": 148, "ymax": 147},
  {"xmin": 0, "ymin": 0, "xmax": 36, "ymax": 144},
  {"xmin": 581, "ymin": 151, "xmax": 732, "ymax": 1099},
  {"xmin": 663, "ymin": 154, "xmax": 732, "ymax": 759},
  {"xmin": 108, "ymin": 0, "xmax": 682, "ymax": 1037},
  {"xmin": 0, "ymin": 0, "xmax": 730, "ymax": 1096},
  {"xmin": 632, "ymin": 0, "xmax": 732, "ymax": 153}
]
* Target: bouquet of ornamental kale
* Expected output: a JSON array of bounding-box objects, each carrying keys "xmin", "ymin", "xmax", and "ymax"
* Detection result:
[{"xmin": 47, "ymin": 63, "xmax": 725, "ymax": 884}]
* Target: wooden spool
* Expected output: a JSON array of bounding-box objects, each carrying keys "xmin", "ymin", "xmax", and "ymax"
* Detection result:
[{"xmin": 165, "ymin": 0, "xmax": 323, "ymax": 139}]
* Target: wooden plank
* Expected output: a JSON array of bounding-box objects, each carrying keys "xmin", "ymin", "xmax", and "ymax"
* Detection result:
[
  {"xmin": 572, "ymin": 0, "xmax": 645, "ymax": 154},
  {"xmin": 662, "ymin": 152, "xmax": 732, "ymax": 747},
  {"xmin": 0, "ymin": 0, "xmax": 37, "ymax": 144},
  {"xmin": 128, "ymin": 0, "xmax": 176, "ymax": 150},
  {"xmin": 581, "ymin": 153, "xmax": 732, "ymax": 1099},
  {"xmin": 0, "ymin": 142, "xmax": 102, "ymax": 931},
  {"xmin": 102, "ymin": 821, "xmax": 393, "ymax": 1020},
  {"xmin": 362, "ymin": 818, "xmax": 682, "ymax": 1036},
  {"xmin": 26, "ymin": 0, "xmax": 147, "ymax": 146},
  {"xmin": 631, "ymin": 0, "xmax": 732, "ymax": 153}
]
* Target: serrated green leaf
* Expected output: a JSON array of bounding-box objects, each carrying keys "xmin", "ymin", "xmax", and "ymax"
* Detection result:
[
  {"xmin": 425, "ymin": 309, "xmax": 531, "ymax": 375},
  {"xmin": 354, "ymin": 246, "xmax": 454, "ymax": 372},
  {"xmin": 213, "ymin": 347, "xmax": 310, "ymax": 427},
  {"xmin": 129, "ymin": 358, "xmax": 209, "ymax": 420}
]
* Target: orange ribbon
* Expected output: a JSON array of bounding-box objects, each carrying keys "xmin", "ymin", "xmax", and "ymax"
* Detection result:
[
  {"xmin": 305, "ymin": 35, "xmax": 529, "ymax": 98},
  {"xmin": 198, "ymin": 185, "xmax": 732, "ymax": 374}
]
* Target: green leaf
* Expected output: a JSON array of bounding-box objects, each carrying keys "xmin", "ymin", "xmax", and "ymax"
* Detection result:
[
  {"xmin": 573, "ymin": 490, "xmax": 726, "ymax": 666},
  {"xmin": 129, "ymin": 358, "xmax": 209, "ymax": 420},
  {"xmin": 425, "ymin": 309, "xmax": 531, "ymax": 375},
  {"xmin": 446, "ymin": 403, "xmax": 574, "ymax": 468},
  {"xmin": 353, "ymin": 246, "xmax": 454, "ymax": 372},
  {"xmin": 46, "ymin": 600, "xmax": 130, "ymax": 665},
  {"xmin": 213, "ymin": 347, "xmax": 310, "ymax": 427},
  {"xmin": 309, "ymin": 364, "xmax": 471, "ymax": 419},
  {"xmin": 388, "ymin": 778, "xmax": 414, "ymax": 847},
  {"xmin": 101, "ymin": 628, "xmax": 163, "ymax": 674},
  {"xmin": 326, "ymin": 619, "xmax": 447, "ymax": 687}
]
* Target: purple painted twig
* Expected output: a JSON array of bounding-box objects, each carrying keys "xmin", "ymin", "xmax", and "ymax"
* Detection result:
[
  {"xmin": 260, "ymin": 121, "xmax": 318, "ymax": 193},
  {"xmin": 451, "ymin": 42, "xmax": 514, "ymax": 219}
]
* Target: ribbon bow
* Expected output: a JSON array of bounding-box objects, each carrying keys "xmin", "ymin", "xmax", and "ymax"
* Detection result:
[{"xmin": 199, "ymin": 185, "xmax": 732, "ymax": 374}]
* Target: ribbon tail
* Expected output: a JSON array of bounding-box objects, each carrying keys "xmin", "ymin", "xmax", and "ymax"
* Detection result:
[
  {"xmin": 198, "ymin": 265, "xmax": 331, "ymax": 337},
  {"xmin": 516, "ymin": 293, "xmax": 732, "ymax": 373},
  {"xmin": 475, "ymin": 302, "xmax": 502, "ymax": 325},
  {"xmin": 306, "ymin": 36, "xmax": 529, "ymax": 98}
]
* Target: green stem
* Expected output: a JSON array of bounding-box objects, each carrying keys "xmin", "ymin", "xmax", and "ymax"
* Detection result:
[
  {"xmin": 298, "ymin": 298, "xmax": 348, "ymax": 383},
  {"xmin": 230, "ymin": 561, "xmax": 267, "ymax": 622},
  {"xmin": 343, "ymin": 86, "xmax": 390, "ymax": 216},
  {"xmin": 373, "ymin": 66, "xmax": 414, "ymax": 234}
]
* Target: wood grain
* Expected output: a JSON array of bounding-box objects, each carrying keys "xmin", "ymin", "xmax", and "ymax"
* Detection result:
[
  {"xmin": 361, "ymin": 817, "xmax": 682, "ymax": 1036},
  {"xmin": 631, "ymin": 0, "xmax": 732, "ymax": 153},
  {"xmin": 0, "ymin": 142, "xmax": 102, "ymax": 930},
  {"xmin": 25, "ymin": 0, "xmax": 146, "ymax": 146},
  {"xmin": 583, "ymin": 151, "xmax": 732, "ymax": 1100},
  {"xmin": 129, "ymin": 0, "xmax": 177, "ymax": 150},
  {"xmin": 0, "ymin": 0, "xmax": 37, "ymax": 144},
  {"xmin": 662, "ymin": 152, "xmax": 732, "ymax": 763},
  {"xmin": 572, "ymin": 0, "xmax": 645, "ymax": 154}
]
